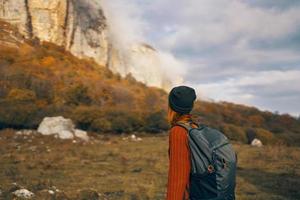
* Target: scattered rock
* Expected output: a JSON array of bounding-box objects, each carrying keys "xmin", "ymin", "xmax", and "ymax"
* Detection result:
[
  {"xmin": 13, "ymin": 189, "xmax": 34, "ymax": 199},
  {"xmin": 35, "ymin": 189, "xmax": 69, "ymax": 200},
  {"xmin": 16, "ymin": 130, "xmax": 34, "ymax": 136},
  {"xmin": 48, "ymin": 190, "xmax": 55, "ymax": 195},
  {"xmin": 251, "ymin": 138, "xmax": 263, "ymax": 147},
  {"xmin": 37, "ymin": 116, "xmax": 89, "ymax": 141},
  {"xmin": 74, "ymin": 129, "xmax": 89, "ymax": 142},
  {"xmin": 130, "ymin": 134, "xmax": 142, "ymax": 142},
  {"xmin": 122, "ymin": 134, "xmax": 143, "ymax": 142},
  {"xmin": 29, "ymin": 146, "xmax": 37, "ymax": 152},
  {"xmin": 50, "ymin": 186, "xmax": 60, "ymax": 193},
  {"xmin": 131, "ymin": 134, "xmax": 136, "ymax": 140},
  {"xmin": 131, "ymin": 168, "xmax": 142, "ymax": 173}
]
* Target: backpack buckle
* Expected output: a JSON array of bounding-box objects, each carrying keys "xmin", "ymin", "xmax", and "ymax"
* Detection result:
[
  {"xmin": 222, "ymin": 158, "xmax": 227, "ymax": 169},
  {"xmin": 207, "ymin": 165, "xmax": 215, "ymax": 173}
]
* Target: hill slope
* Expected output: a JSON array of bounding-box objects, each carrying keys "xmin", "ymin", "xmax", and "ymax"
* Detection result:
[
  {"xmin": 0, "ymin": 20, "xmax": 300, "ymax": 145},
  {"xmin": 0, "ymin": 20, "xmax": 168, "ymax": 133}
]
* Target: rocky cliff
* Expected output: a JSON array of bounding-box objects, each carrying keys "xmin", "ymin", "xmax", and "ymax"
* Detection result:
[
  {"xmin": 0, "ymin": 0, "xmax": 175, "ymax": 89},
  {"xmin": 0, "ymin": 0, "xmax": 108, "ymax": 65}
]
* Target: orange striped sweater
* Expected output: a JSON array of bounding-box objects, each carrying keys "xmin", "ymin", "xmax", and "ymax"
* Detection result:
[{"xmin": 166, "ymin": 114, "xmax": 197, "ymax": 200}]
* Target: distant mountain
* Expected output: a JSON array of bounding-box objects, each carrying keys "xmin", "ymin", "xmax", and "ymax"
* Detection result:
[
  {"xmin": 0, "ymin": 0, "xmax": 175, "ymax": 89},
  {"xmin": 0, "ymin": 20, "xmax": 299, "ymax": 146}
]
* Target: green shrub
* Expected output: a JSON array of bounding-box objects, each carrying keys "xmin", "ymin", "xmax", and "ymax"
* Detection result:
[
  {"xmin": 71, "ymin": 107, "xmax": 144, "ymax": 134},
  {"xmin": 221, "ymin": 124, "xmax": 247, "ymax": 143},
  {"xmin": 0, "ymin": 101, "xmax": 40, "ymax": 129},
  {"xmin": 110, "ymin": 116, "xmax": 132, "ymax": 133},
  {"xmin": 65, "ymin": 84, "xmax": 91, "ymax": 106},
  {"xmin": 143, "ymin": 110, "xmax": 169, "ymax": 133},
  {"xmin": 90, "ymin": 118, "xmax": 112, "ymax": 133},
  {"xmin": 30, "ymin": 78, "xmax": 54, "ymax": 102},
  {"xmin": 107, "ymin": 110, "xmax": 143, "ymax": 134},
  {"xmin": 254, "ymin": 128, "xmax": 277, "ymax": 144},
  {"xmin": 71, "ymin": 106, "xmax": 102, "ymax": 130}
]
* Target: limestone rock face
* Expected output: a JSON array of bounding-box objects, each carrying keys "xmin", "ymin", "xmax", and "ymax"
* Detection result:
[
  {"xmin": 0, "ymin": 0, "xmax": 29, "ymax": 36},
  {"xmin": 0, "ymin": 0, "xmax": 177, "ymax": 89},
  {"xmin": 0, "ymin": 0, "xmax": 109, "ymax": 66},
  {"xmin": 67, "ymin": 0, "xmax": 109, "ymax": 66},
  {"xmin": 28, "ymin": 0, "xmax": 68, "ymax": 45}
]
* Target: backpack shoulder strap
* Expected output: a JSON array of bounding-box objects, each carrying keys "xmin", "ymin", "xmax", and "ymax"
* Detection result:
[{"xmin": 174, "ymin": 122, "xmax": 194, "ymax": 132}]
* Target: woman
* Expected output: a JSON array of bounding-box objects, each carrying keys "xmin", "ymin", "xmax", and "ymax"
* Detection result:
[{"xmin": 166, "ymin": 85, "xmax": 197, "ymax": 200}]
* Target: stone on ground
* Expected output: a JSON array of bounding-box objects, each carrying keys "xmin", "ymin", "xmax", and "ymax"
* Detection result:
[
  {"xmin": 251, "ymin": 138, "xmax": 263, "ymax": 147},
  {"xmin": 74, "ymin": 129, "xmax": 89, "ymax": 142},
  {"xmin": 37, "ymin": 116, "xmax": 89, "ymax": 141},
  {"xmin": 38, "ymin": 116, "xmax": 75, "ymax": 136},
  {"xmin": 13, "ymin": 189, "xmax": 34, "ymax": 199}
]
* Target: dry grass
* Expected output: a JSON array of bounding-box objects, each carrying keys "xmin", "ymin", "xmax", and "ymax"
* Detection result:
[{"xmin": 0, "ymin": 129, "xmax": 300, "ymax": 200}]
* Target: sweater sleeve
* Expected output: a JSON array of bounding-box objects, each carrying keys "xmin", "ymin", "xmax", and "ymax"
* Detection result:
[{"xmin": 166, "ymin": 126, "xmax": 191, "ymax": 200}]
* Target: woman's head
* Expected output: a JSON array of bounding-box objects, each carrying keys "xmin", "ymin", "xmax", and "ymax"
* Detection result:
[{"xmin": 167, "ymin": 85, "xmax": 196, "ymax": 125}]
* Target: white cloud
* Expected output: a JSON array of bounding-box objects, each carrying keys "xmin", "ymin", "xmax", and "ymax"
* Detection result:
[
  {"xmin": 101, "ymin": 0, "xmax": 147, "ymax": 48},
  {"xmin": 101, "ymin": 0, "xmax": 300, "ymax": 114},
  {"xmin": 192, "ymin": 70, "xmax": 300, "ymax": 114},
  {"xmin": 151, "ymin": 0, "xmax": 300, "ymax": 51}
]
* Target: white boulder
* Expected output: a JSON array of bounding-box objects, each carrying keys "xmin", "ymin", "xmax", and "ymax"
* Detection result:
[
  {"xmin": 13, "ymin": 189, "xmax": 34, "ymax": 199},
  {"xmin": 37, "ymin": 116, "xmax": 89, "ymax": 141},
  {"xmin": 251, "ymin": 138, "xmax": 263, "ymax": 147},
  {"xmin": 58, "ymin": 130, "xmax": 74, "ymax": 140},
  {"xmin": 38, "ymin": 117, "xmax": 75, "ymax": 136}
]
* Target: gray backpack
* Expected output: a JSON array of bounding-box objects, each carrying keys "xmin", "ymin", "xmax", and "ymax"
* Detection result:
[{"xmin": 176, "ymin": 122, "xmax": 237, "ymax": 200}]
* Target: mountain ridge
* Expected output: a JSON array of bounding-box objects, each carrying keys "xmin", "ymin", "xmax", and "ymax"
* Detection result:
[{"xmin": 0, "ymin": 0, "xmax": 174, "ymax": 89}]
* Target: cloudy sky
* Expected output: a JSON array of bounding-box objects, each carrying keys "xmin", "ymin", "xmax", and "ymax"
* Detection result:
[{"xmin": 103, "ymin": 0, "xmax": 300, "ymax": 116}]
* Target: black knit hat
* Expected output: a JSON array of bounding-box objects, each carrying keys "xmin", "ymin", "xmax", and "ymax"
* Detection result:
[{"xmin": 168, "ymin": 85, "xmax": 197, "ymax": 114}]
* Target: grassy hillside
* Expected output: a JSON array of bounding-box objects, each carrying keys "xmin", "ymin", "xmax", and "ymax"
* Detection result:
[
  {"xmin": 0, "ymin": 130, "xmax": 299, "ymax": 200},
  {"xmin": 0, "ymin": 20, "xmax": 300, "ymax": 145},
  {"xmin": 191, "ymin": 101, "xmax": 300, "ymax": 145}
]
